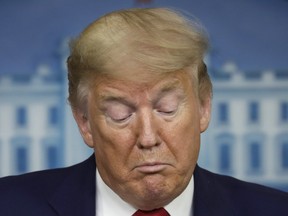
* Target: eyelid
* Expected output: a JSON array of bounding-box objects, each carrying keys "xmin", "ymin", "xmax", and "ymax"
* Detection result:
[
  {"xmin": 156, "ymin": 108, "xmax": 177, "ymax": 116},
  {"xmin": 154, "ymin": 93, "xmax": 182, "ymax": 117},
  {"xmin": 108, "ymin": 113, "xmax": 133, "ymax": 123},
  {"xmin": 101, "ymin": 98, "xmax": 135, "ymax": 124}
]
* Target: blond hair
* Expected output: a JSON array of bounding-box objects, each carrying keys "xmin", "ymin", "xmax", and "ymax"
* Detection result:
[{"xmin": 67, "ymin": 7, "xmax": 212, "ymax": 111}]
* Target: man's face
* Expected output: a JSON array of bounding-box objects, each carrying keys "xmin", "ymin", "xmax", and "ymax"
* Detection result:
[{"xmin": 74, "ymin": 69, "xmax": 210, "ymax": 210}]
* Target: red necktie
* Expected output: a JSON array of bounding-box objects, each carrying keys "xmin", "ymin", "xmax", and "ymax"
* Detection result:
[{"xmin": 132, "ymin": 207, "xmax": 170, "ymax": 216}]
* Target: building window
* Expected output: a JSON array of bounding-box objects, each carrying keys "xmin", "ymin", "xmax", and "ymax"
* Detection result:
[
  {"xmin": 245, "ymin": 133, "xmax": 265, "ymax": 175},
  {"xmin": 16, "ymin": 107, "xmax": 27, "ymax": 127},
  {"xmin": 276, "ymin": 134, "xmax": 288, "ymax": 172},
  {"xmin": 281, "ymin": 142, "xmax": 288, "ymax": 170},
  {"xmin": 280, "ymin": 102, "xmax": 288, "ymax": 122},
  {"xmin": 219, "ymin": 143, "xmax": 232, "ymax": 172},
  {"xmin": 11, "ymin": 136, "xmax": 31, "ymax": 174},
  {"xmin": 43, "ymin": 137, "xmax": 61, "ymax": 169},
  {"xmin": 218, "ymin": 102, "xmax": 229, "ymax": 124},
  {"xmin": 46, "ymin": 146, "xmax": 58, "ymax": 168},
  {"xmin": 249, "ymin": 141, "xmax": 262, "ymax": 173},
  {"xmin": 216, "ymin": 133, "xmax": 234, "ymax": 173},
  {"xmin": 16, "ymin": 146, "xmax": 28, "ymax": 173},
  {"xmin": 248, "ymin": 102, "xmax": 259, "ymax": 123},
  {"xmin": 48, "ymin": 106, "xmax": 58, "ymax": 126}
]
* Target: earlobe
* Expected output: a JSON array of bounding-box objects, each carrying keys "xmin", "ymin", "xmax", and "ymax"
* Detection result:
[
  {"xmin": 200, "ymin": 98, "xmax": 211, "ymax": 133},
  {"xmin": 73, "ymin": 110, "xmax": 94, "ymax": 148}
]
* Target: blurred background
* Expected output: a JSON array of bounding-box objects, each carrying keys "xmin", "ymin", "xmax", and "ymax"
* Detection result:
[{"xmin": 0, "ymin": 0, "xmax": 288, "ymax": 191}]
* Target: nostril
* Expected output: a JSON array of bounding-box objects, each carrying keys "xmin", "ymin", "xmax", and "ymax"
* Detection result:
[{"xmin": 137, "ymin": 131, "xmax": 160, "ymax": 149}]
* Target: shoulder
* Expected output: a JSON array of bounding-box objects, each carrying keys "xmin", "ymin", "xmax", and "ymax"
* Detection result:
[
  {"xmin": 194, "ymin": 165, "xmax": 288, "ymax": 215},
  {"xmin": 0, "ymin": 167, "xmax": 68, "ymax": 215},
  {"xmin": 0, "ymin": 166, "xmax": 70, "ymax": 196},
  {"xmin": 0, "ymin": 165, "xmax": 74, "ymax": 205},
  {"xmin": 196, "ymin": 166, "xmax": 288, "ymax": 196},
  {"xmin": 0, "ymin": 155, "xmax": 96, "ymax": 215},
  {"xmin": 0, "ymin": 155, "xmax": 94, "ymax": 195}
]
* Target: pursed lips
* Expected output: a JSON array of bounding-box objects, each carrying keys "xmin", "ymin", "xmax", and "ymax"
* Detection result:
[{"xmin": 134, "ymin": 162, "xmax": 170, "ymax": 174}]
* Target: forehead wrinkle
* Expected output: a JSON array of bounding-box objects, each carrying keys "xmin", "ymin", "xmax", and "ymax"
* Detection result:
[
  {"xmin": 95, "ymin": 73, "xmax": 187, "ymax": 106},
  {"xmin": 150, "ymin": 78, "xmax": 185, "ymax": 102},
  {"xmin": 98, "ymin": 92, "xmax": 136, "ymax": 108},
  {"xmin": 96, "ymin": 82, "xmax": 147, "ymax": 108}
]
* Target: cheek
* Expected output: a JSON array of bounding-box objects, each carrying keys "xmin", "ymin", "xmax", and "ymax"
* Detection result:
[
  {"xmin": 94, "ymin": 125, "xmax": 133, "ymax": 153},
  {"xmin": 171, "ymin": 123, "xmax": 200, "ymax": 153},
  {"xmin": 91, "ymin": 120, "xmax": 136, "ymax": 165},
  {"xmin": 161, "ymin": 109, "xmax": 201, "ymax": 164},
  {"xmin": 92, "ymin": 124, "xmax": 137, "ymax": 183}
]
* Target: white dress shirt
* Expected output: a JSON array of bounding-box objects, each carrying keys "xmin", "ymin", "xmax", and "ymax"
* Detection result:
[{"xmin": 96, "ymin": 169, "xmax": 194, "ymax": 216}]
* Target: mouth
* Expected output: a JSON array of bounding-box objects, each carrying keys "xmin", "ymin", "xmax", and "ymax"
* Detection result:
[{"xmin": 134, "ymin": 162, "xmax": 169, "ymax": 174}]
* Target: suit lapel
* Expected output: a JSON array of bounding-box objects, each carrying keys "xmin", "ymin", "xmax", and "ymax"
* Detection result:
[{"xmin": 48, "ymin": 155, "xmax": 96, "ymax": 216}]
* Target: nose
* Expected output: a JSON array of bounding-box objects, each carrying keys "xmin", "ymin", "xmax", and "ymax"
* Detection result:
[{"xmin": 137, "ymin": 110, "xmax": 160, "ymax": 149}]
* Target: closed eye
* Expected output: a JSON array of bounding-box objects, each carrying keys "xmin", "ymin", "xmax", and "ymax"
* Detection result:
[
  {"xmin": 102, "ymin": 100, "xmax": 134, "ymax": 124},
  {"xmin": 156, "ymin": 109, "xmax": 177, "ymax": 116},
  {"xmin": 109, "ymin": 113, "xmax": 133, "ymax": 123}
]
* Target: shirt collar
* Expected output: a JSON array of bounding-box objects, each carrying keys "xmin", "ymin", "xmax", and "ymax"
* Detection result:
[
  {"xmin": 96, "ymin": 169, "xmax": 194, "ymax": 216},
  {"xmin": 165, "ymin": 176, "xmax": 194, "ymax": 216}
]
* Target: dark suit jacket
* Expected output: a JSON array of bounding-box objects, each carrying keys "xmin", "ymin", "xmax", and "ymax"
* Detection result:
[{"xmin": 0, "ymin": 155, "xmax": 287, "ymax": 216}]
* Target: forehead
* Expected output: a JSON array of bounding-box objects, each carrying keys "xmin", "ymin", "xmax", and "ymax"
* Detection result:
[{"xmin": 92, "ymin": 70, "xmax": 195, "ymax": 100}]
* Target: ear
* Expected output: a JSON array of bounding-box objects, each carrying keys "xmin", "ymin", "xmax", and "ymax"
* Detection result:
[
  {"xmin": 199, "ymin": 97, "xmax": 211, "ymax": 133},
  {"xmin": 73, "ymin": 109, "xmax": 94, "ymax": 148}
]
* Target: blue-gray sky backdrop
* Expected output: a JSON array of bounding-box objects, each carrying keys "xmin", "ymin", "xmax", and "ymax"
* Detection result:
[{"xmin": 1, "ymin": 0, "xmax": 288, "ymax": 75}]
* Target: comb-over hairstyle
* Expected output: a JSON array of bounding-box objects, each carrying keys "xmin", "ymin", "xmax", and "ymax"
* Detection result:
[{"xmin": 67, "ymin": 8, "xmax": 212, "ymax": 111}]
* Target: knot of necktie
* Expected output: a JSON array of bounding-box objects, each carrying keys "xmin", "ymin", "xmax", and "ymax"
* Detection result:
[{"xmin": 132, "ymin": 207, "xmax": 169, "ymax": 216}]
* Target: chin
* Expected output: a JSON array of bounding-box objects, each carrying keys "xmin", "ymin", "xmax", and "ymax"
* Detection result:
[{"xmin": 130, "ymin": 175, "xmax": 183, "ymax": 209}]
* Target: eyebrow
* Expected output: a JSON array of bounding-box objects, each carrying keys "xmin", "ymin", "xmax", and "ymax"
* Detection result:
[
  {"xmin": 152, "ymin": 80, "xmax": 184, "ymax": 102},
  {"xmin": 159, "ymin": 79, "xmax": 182, "ymax": 91},
  {"xmin": 98, "ymin": 79, "xmax": 184, "ymax": 105},
  {"xmin": 98, "ymin": 93, "xmax": 135, "ymax": 108}
]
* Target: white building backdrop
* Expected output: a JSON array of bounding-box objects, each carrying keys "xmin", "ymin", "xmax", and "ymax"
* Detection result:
[
  {"xmin": 0, "ymin": 45, "xmax": 288, "ymax": 192},
  {"xmin": 200, "ymin": 62, "xmax": 288, "ymax": 191}
]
